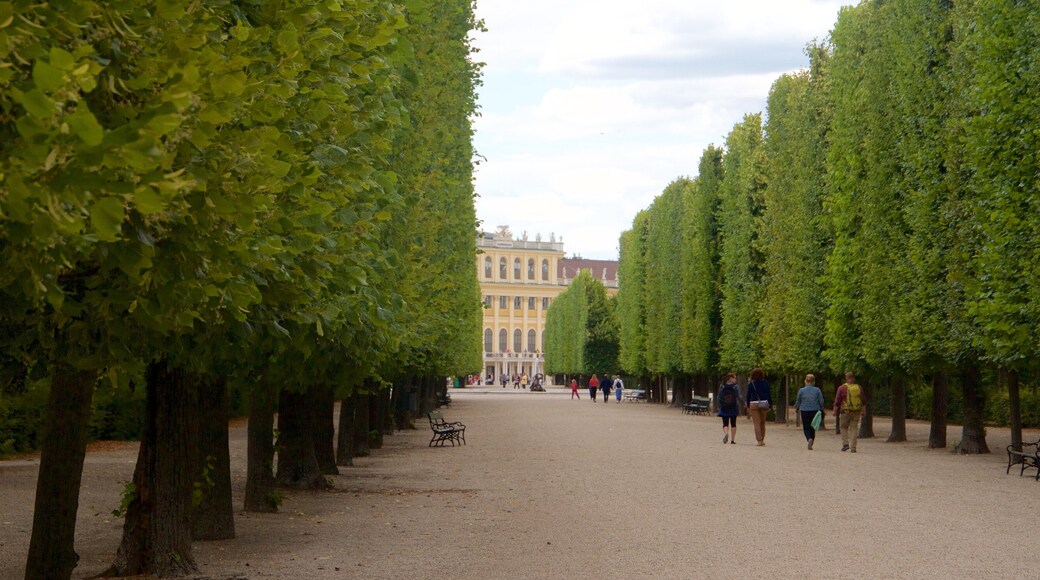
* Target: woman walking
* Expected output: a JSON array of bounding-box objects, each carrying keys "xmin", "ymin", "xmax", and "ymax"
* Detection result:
[
  {"xmin": 716, "ymin": 373, "xmax": 742, "ymax": 444},
  {"xmin": 600, "ymin": 373, "xmax": 611, "ymax": 403},
  {"xmin": 570, "ymin": 378, "xmax": 580, "ymax": 400},
  {"xmin": 795, "ymin": 374, "xmax": 825, "ymax": 450},
  {"xmin": 746, "ymin": 368, "xmax": 772, "ymax": 446},
  {"xmin": 589, "ymin": 374, "xmax": 600, "ymax": 401},
  {"xmin": 614, "ymin": 375, "xmax": 624, "ymax": 403}
]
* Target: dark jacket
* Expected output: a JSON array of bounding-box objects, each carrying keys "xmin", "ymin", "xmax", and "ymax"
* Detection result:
[{"xmin": 746, "ymin": 378, "xmax": 772, "ymax": 407}]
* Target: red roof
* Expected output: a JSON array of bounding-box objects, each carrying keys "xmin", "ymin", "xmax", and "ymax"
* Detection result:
[{"xmin": 558, "ymin": 258, "xmax": 618, "ymax": 282}]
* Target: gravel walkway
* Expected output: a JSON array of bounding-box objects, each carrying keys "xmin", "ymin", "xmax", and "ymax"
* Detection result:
[{"xmin": 1, "ymin": 388, "xmax": 1036, "ymax": 579}]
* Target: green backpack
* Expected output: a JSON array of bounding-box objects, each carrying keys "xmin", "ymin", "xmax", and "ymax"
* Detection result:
[{"xmin": 843, "ymin": 383, "xmax": 863, "ymax": 412}]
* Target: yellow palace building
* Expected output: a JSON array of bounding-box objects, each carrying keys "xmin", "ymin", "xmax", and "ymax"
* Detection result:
[{"xmin": 476, "ymin": 225, "xmax": 617, "ymax": 383}]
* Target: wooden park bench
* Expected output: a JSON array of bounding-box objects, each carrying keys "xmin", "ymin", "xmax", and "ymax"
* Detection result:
[
  {"xmin": 623, "ymin": 390, "xmax": 646, "ymax": 402},
  {"xmin": 1006, "ymin": 438, "xmax": 1040, "ymax": 481},
  {"xmin": 437, "ymin": 391, "xmax": 452, "ymax": 408},
  {"xmin": 682, "ymin": 396, "xmax": 711, "ymax": 415},
  {"xmin": 428, "ymin": 411, "xmax": 466, "ymax": 447}
]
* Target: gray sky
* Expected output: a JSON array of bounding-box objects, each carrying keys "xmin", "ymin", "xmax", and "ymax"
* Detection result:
[{"xmin": 471, "ymin": 0, "xmax": 850, "ymax": 259}]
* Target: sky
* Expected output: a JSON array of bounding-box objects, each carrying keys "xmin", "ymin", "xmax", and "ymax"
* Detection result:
[{"xmin": 471, "ymin": 0, "xmax": 851, "ymax": 260}]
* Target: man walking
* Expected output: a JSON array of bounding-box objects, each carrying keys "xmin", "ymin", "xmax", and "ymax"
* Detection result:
[{"xmin": 834, "ymin": 372, "xmax": 866, "ymax": 453}]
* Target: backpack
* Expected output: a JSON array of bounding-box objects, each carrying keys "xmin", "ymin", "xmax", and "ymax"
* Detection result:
[
  {"xmin": 720, "ymin": 384, "xmax": 737, "ymax": 408},
  {"xmin": 843, "ymin": 383, "xmax": 863, "ymax": 412}
]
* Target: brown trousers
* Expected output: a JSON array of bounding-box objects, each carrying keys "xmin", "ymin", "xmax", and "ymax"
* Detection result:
[
  {"xmin": 749, "ymin": 407, "xmax": 768, "ymax": 443},
  {"xmin": 840, "ymin": 412, "xmax": 861, "ymax": 451}
]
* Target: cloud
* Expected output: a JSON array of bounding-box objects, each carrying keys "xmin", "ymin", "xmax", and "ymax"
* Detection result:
[{"xmin": 471, "ymin": 0, "xmax": 851, "ymax": 259}]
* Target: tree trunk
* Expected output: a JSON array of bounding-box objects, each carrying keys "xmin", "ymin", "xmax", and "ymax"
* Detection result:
[
  {"xmin": 776, "ymin": 375, "xmax": 788, "ymax": 424},
  {"xmin": 858, "ymin": 377, "xmax": 874, "ymax": 438},
  {"xmin": 1007, "ymin": 369, "xmax": 1022, "ymax": 453},
  {"xmin": 276, "ymin": 388, "xmax": 330, "ymax": 489},
  {"xmin": 107, "ymin": 360, "xmax": 199, "ymax": 577},
  {"xmin": 353, "ymin": 393, "xmax": 371, "ymax": 457},
  {"xmin": 929, "ymin": 371, "xmax": 947, "ymax": 448},
  {"xmin": 887, "ymin": 375, "xmax": 907, "ymax": 443},
  {"xmin": 336, "ymin": 395, "xmax": 355, "ymax": 467},
  {"xmin": 313, "ymin": 385, "xmax": 339, "ymax": 476},
  {"xmin": 191, "ymin": 376, "xmax": 235, "ymax": 541},
  {"xmin": 369, "ymin": 387, "xmax": 385, "ymax": 449},
  {"xmin": 957, "ymin": 364, "xmax": 989, "ymax": 454},
  {"xmin": 244, "ymin": 383, "xmax": 278, "ymax": 512},
  {"xmin": 24, "ymin": 365, "xmax": 97, "ymax": 580},
  {"xmin": 382, "ymin": 388, "xmax": 395, "ymax": 435}
]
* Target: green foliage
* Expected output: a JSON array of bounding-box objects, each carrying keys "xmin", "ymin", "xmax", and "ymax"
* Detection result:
[
  {"xmin": 617, "ymin": 212, "xmax": 649, "ymax": 375},
  {"xmin": 679, "ymin": 147, "xmax": 724, "ymax": 375},
  {"xmin": 716, "ymin": 114, "xmax": 767, "ymax": 371},
  {"xmin": 643, "ymin": 179, "xmax": 688, "ymax": 375},
  {"xmin": 544, "ymin": 270, "xmax": 590, "ymax": 374}
]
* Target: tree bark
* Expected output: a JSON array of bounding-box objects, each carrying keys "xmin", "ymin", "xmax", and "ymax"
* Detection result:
[
  {"xmin": 191, "ymin": 376, "xmax": 235, "ymax": 541},
  {"xmin": 1007, "ymin": 369, "xmax": 1022, "ymax": 452},
  {"xmin": 24, "ymin": 365, "xmax": 97, "ymax": 580},
  {"xmin": 276, "ymin": 388, "xmax": 330, "ymax": 489},
  {"xmin": 928, "ymin": 371, "xmax": 947, "ymax": 448},
  {"xmin": 957, "ymin": 364, "xmax": 989, "ymax": 454},
  {"xmin": 368, "ymin": 387, "xmax": 385, "ymax": 449},
  {"xmin": 858, "ymin": 377, "xmax": 874, "ymax": 438},
  {"xmin": 887, "ymin": 375, "xmax": 907, "ymax": 443},
  {"xmin": 107, "ymin": 360, "xmax": 199, "ymax": 577},
  {"xmin": 313, "ymin": 385, "xmax": 339, "ymax": 476},
  {"xmin": 775, "ymin": 375, "xmax": 788, "ymax": 424},
  {"xmin": 353, "ymin": 393, "xmax": 371, "ymax": 457},
  {"xmin": 244, "ymin": 383, "xmax": 278, "ymax": 512},
  {"xmin": 382, "ymin": 388, "xmax": 395, "ymax": 435},
  {"xmin": 336, "ymin": 395, "xmax": 355, "ymax": 467}
]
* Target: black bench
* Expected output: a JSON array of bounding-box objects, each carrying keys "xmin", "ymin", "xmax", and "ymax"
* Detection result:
[
  {"xmin": 437, "ymin": 392, "xmax": 452, "ymax": 408},
  {"xmin": 428, "ymin": 411, "xmax": 466, "ymax": 447},
  {"xmin": 1006, "ymin": 438, "xmax": 1039, "ymax": 481},
  {"xmin": 682, "ymin": 396, "xmax": 711, "ymax": 415}
]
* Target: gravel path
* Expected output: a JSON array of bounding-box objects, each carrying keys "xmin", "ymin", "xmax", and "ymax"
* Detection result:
[{"xmin": 2, "ymin": 388, "xmax": 1036, "ymax": 579}]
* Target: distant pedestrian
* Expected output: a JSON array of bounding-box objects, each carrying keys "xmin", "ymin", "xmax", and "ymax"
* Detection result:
[
  {"xmin": 501, "ymin": 374, "xmax": 507, "ymax": 388},
  {"xmin": 834, "ymin": 372, "xmax": 865, "ymax": 453},
  {"xmin": 521, "ymin": 372, "xmax": 529, "ymax": 389},
  {"xmin": 570, "ymin": 378, "xmax": 580, "ymax": 399},
  {"xmin": 716, "ymin": 373, "xmax": 743, "ymax": 444},
  {"xmin": 614, "ymin": 376, "xmax": 623, "ymax": 403},
  {"xmin": 589, "ymin": 374, "xmax": 600, "ymax": 401},
  {"xmin": 795, "ymin": 374, "xmax": 825, "ymax": 450},
  {"xmin": 601, "ymin": 373, "xmax": 611, "ymax": 402},
  {"xmin": 746, "ymin": 368, "xmax": 772, "ymax": 446},
  {"xmin": 513, "ymin": 373, "xmax": 520, "ymax": 389}
]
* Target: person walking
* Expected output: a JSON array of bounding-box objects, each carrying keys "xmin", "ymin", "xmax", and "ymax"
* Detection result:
[
  {"xmin": 795, "ymin": 374, "xmax": 825, "ymax": 450},
  {"xmin": 589, "ymin": 374, "xmax": 600, "ymax": 401},
  {"xmin": 834, "ymin": 372, "xmax": 865, "ymax": 452},
  {"xmin": 601, "ymin": 373, "xmax": 611, "ymax": 403},
  {"xmin": 501, "ymin": 373, "xmax": 507, "ymax": 388},
  {"xmin": 614, "ymin": 375, "xmax": 624, "ymax": 403},
  {"xmin": 746, "ymin": 368, "xmax": 772, "ymax": 446},
  {"xmin": 570, "ymin": 378, "xmax": 580, "ymax": 400},
  {"xmin": 521, "ymin": 372, "xmax": 529, "ymax": 389},
  {"xmin": 716, "ymin": 373, "xmax": 743, "ymax": 444}
]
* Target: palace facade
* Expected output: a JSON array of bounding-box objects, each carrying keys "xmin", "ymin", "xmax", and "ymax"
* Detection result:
[{"xmin": 477, "ymin": 226, "xmax": 617, "ymax": 383}]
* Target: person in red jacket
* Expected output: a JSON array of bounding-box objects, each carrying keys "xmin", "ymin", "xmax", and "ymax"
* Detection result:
[
  {"xmin": 589, "ymin": 374, "xmax": 600, "ymax": 402},
  {"xmin": 570, "ymin": 378, "xmax": 580, "ymax": 400}
]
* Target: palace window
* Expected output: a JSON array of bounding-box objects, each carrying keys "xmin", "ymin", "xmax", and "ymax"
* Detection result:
[
  {"xmin": 513, "ymin": 257, "xmax": 521, "ymax": 279},
  {"xmin": 484, "ymin": 329, "xmax": 492, "ymax": 352},
  {"xmin": 484, "ymin": 256, "xmax": 492, "ymax": 278},
  {"xmin": 528, "ymin": 297, "xmax": 535, "ymax": 310},
  {"xmin": 542, "ymin": 297, "xmax": 550, "ymax": 309},
  {"xmin": 499, "ymin": 296, "xmax": 507, "ymax": 309},
  {"xmin": 484, "ymin": 295, "xmax": 492, "ymax": 308},
  {"xmin": 499, "ymin": 328, "xmax": 507, "ymax": 352},
  {"xmin": 499, "ymin": 257, "xmax": 507, "ymax": 279},
  {"xmin": 514, "ymin": 296, "xmax": 521, "ymax": 309},
  {"xmin": 527, "ymin": 329, "xmax": 536, "ymax": 352},
  {"xmin": 513, "ymin": 329, "xmax": 522, "ymax": 352},
  {"xmin": 527, "ymin": 258, "xmax": 535, "ymax": 280},
  {"xmin": 541, "ymin": 259, "xmax": 549, "ymax": 281}
]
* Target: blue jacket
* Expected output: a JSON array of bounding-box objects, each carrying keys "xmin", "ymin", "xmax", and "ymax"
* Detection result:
[
  {"xmin": 716, "ymin": 381, "xmax": 743, "ymax": 417},
  {"xmin": 746, "ymin": 379, "xmax": 772, "ymax": 407},
  {"xmin": 795, "ymin": 385, "xmax": 825, "ymax": 412}
]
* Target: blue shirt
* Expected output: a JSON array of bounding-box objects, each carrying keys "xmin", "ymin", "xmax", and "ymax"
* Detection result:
[{"xmin": 795, "ymin": 385, "xmax": 825, "ymax": 412}]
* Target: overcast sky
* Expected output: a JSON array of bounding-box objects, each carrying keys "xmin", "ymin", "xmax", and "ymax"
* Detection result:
[{"xmin": 471, "ymin": 0, "xmax": 851, "ymax": 260}]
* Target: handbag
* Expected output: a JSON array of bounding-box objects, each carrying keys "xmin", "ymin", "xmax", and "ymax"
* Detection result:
[
  {"xmin": 811, "ymin": 410, "xmax": 823, "ymax": 430},
  {"xmin": 748, "ymin": 380, "xmax": 770, "ymax": 410}
]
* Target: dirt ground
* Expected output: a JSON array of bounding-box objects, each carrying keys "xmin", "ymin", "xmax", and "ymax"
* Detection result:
[{"xmin": 2, "ymin": 388, "xmax": 1037, "ymax": 579}]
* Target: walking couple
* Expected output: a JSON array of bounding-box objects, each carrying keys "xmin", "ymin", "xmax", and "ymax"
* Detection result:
[{"xmin": 716, "ymin": 368, "xmax": 772, "ymax": 446}]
